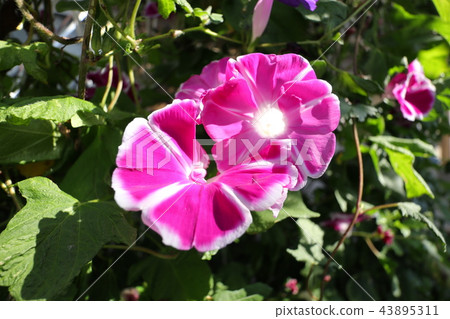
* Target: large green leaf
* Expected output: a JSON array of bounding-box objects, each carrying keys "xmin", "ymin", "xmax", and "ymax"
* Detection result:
[
  {"xmin": 128, "ymin": 251, "xmax": 211, "ymax": 300},
  {"xmin": 297, "ymin": 0, "xmax": 347, "ymax": 30},
  {"xmin": 212, "ymin": 282, "xmax": 272, "ymax": 301},
  {"xmin": 432, "ymin": 0, "xmax": 450, "ymax": 22},
  {"xmin": 340, "ymin": 99, "xmax": 378, "ymax": 122},
  {"xmin": 369, "ymin": 136, "xmax": 436, "ymax": 158},
  {"xmin": 247, "ymin": 192, "xmax": 319, "ymax": 234},
  {"xmin": 398, "ymin": 202, "xmax": 446, "ymax": 251},
  {"xmin": 0, "ymin": 96, "xmax": 104, "ymax": 127},
  {"xmin": 0, "ymin": 120, "xmax": 63, "ymax": 164},
  {"xmin": 418, "ymin": 43, "xmax": 450, "ymax": 79},
  {"xmin": 60, "ymin": 126, "xmax": 121, "ymax": 201},
  {"xmin": 55, "ymin": 0, "xmax": 89, "ymax": 12},
  {"xmin": 370, "ymin": 136, "xmax": 434, "ymax": 198},
  {"xmin": 157, "ymin": 0, "xmax": 176, "ymax": 19},
  {"xmin": 287, "ymin": 219, "xmax": 325, "ymax": 264},
  {"xmin": 0, "ymin": 41, "xmax": 49, "ymax": 83},
  {"xmin": 0, "ymin": 177, "xmax": 136, "ymax": 300}
]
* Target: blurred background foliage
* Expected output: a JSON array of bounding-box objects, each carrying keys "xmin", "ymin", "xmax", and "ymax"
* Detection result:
[{"xmin": 0, "ymin": 0, "xmax": 449, "ymax": 300}]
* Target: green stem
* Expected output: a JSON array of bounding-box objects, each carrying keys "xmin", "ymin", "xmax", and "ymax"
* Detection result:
[
  {"xmin": 127, "ymin": 58, "xmax": 141, "ymax": 113},
  {"xmin": 332, "ymin": 0, "xmax": 374, "ymax": 35},
  {"xmin": 129, "ymin": 0, "xmax": 142, "ymax": 39},
  {"xmin": 100, "ymin": 54, "xmax": 114, "ymax": 109},
  {"xmin": 202, "ymin": 28, "xmax": 242, "ymax": 44},
  {"xmin": 15, "ymin": 0, "xmax": 82, "ymax": 45},
  {"xmin": 143, "ymin": 26, "xmax": 241, "ymax": 44},
  {"xmin": 103, "ymin": 244, "xmax": 178, "ymax": 259},
  {"xmin": 107, "ymin": 55, "xmax": 123, "ymax": 112},
  {"xmin": 257, "ymin": 39, "xmax": 320, "ymax": 48},
  {"xmin": 360, "ymin": 203, "xmax": 399, "ymax": 215},
  {"xmin": 98, "ymin": 0, "xmax": 138, "ymax": 48},
  {"xmin": 319, "ymin": 122, "xmax": 364, "ymax": 301},
  {"xmin": 78, "ymin": 0, "xmax": 98, "ymax": 99}
]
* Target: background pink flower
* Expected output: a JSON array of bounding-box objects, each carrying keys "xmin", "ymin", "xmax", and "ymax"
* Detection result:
[
  {"xmin": 285, "ymin": 278, "xmax": 299, "ymax": 295},
  {"xmin": 386, "ymin": 59, "xmax": 435, "ymax": 121},
  {"xmin": 112, "ymin": 100, "xmax": 295, "ymax": 252},
  {"xmin": 201, "ymin": 53, "xmax": 340, "ymax": 191},
  {"xmin": 175, "ymin": 57, "xmax": 229, "ymax": 116}
]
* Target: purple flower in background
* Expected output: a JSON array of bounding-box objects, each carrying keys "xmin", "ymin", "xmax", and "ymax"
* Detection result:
[
  {"xmin": 278, "ymin": 0, "xmax": 318, "ymax": 11},
  {"xmin": 252, "ymin": 0, "xmax": 318, "ymax": 41},
  {"xmin": 385, "ymin": 59, "xmax": 435, "ymax": 121},
  {"xmin": 322, "ymin": 213, "xmax": 369, "ymax": 235},
  {"xmin": 144, "ymin": 1, "xmax": 160, "ymax": 19},
  {"xmin": 377, "ymin": 226, "xmax": 394, "ymax": 246},
  {"xmin": 86, "ymin": 66, "xmax": 138, "ymax": 102}
]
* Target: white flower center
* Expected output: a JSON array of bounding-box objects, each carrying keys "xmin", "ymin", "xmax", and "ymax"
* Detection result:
[{"xmin": 254, "ymin": 107, "xmax": 286, "ymax": 138}]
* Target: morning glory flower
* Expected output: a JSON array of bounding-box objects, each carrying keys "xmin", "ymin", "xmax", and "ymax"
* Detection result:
[
  {"xmin": 252, "ymin": 0, "xmax": 319, "ymax": 41},
  {"xmin": 201, "ymin": 53, "xmax": 340, "ymax": 191},
  {"xmin": 175, "ymin": 57, "xmax": 229, "ymax": 117},
  {"xmin": 112, "ymin": 100, "xmax": 296, "ymax": 252},
  {"xmin": 385, "ymin": 59, "xmax": 436, "ymax": 121}
]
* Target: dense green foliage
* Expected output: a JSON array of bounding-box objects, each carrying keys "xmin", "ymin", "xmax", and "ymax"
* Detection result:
[{"xmin": 0, "ymin": 0, "xmax": 449, "ymax": 301}]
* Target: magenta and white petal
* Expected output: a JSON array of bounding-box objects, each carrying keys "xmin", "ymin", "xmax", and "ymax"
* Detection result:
[
  {"xmin": 202, "ymin": 78, "xmax": 258, "ymax": 141},
  {"xmin": 141, "ymin": 182, "xmax": 252, "ymax": 252},
  {"xmin": 408, "ymin": 59, "xmax": 424, "ymax": 74},
  {"xmin": 192, "ymin": 183, "xmax": 252, "ymax": 251},
  {"xmin": 251, "ymin": 0, "xmax": 274, "ymax": 42},
  {"xmin": 386, "ymin": 59, "xmax": 435, "ymax": 121},
  {"xmin": 175, "ymin": 57, "xmax": 229, "ymax": 110},
  {"xmin": 226, "ymin": 53, "xmax": 316, "ymax": 104},
  {"xmin": 112, "ymin": 168, "xmax": 187, "ymax": 211},
  {"xmin": 290, "ymin": 132, "xmax": 336, "ymax": 178},
  {"xmin": 149, "ymin": 99, "xmax": 201, "ymax": 165},
  {"xmin": 115, "ymin": 117, "xmax": 189, "ymax": 175},
  {"xmin": 214, "ymin": 161, "xmax": 297, "ymax": 215}
]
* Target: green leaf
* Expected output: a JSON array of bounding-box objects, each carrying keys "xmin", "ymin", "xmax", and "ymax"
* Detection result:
[
  {"xmin": 0, "ymin": 41, "xmax": 49, "ymax": 83},
  {"xmin": 55, "ymin": 0, "xmax": 89, "ymax": 12},
  {"xmin": 175, "ymin": 0, "xmax": 193, "ymax": 14},
  {"xmin": 349, "ymin": 74, "xmax": 384, "ymax": 94},
  {"xmin": 0, "ymin": 177, "xmax": 136, "ymax": 300},
  {"xmin": 311, "ymin": 60, "xmax": 327, "ymax": 78},
  {"xmin": 336, "ymin": 72, "xmax": 367, "ymax": 97},
  {"xmin": 340, "ymin": 98, "xmax": 378, "ymax": 122},
  {"xmin": 385, "ymin": 148, "xmax": 434, "ymax": 199},
  {"xmin": 297, "ymin": 0, "xmax": 347, "ymax": 30},
  {"xmin": 369, "ymin": 136, "xmax": 436, "ymax": 158},
  {"xmin": 157, "ymin": 0, "xmax": 176, "ymax": 19},
  {"xmin": 212, "ymin": 282, "xmax": 271, "ymax": 301},
  {"xmin": 432, "ymin": 0, "xmax": 450, "ymax": 22},
  {"xmin": 128, "ymin": 251, "xmax": 211, "ymax": 300},
  {"xmin": 398, "ymin": 202, "xmax": 446, "ymax": 251},
  {"xmin": 369, "ymin": 136, "xmax": 434, "ymax": 198},
  {"xmin": 247, "ymin": 192, "xmax": 319, "ymax": 234},
  {"xmin": 0, "ymin": 96, "xmax": 104, "ymax": 127},
  {"xmin": 287, "ymin": 219, "xmax": 324, "ymax": 264},
  {"xmin": 60, "ymin": 126, "xmax": 121, "ymax": 201},
  {"xmin": 0, "ymin": 120, "xmax": 63, "ymax": 164},
  {"xmin": 418, "ymin": 43, "xmax": 450, "ymax": 79}
]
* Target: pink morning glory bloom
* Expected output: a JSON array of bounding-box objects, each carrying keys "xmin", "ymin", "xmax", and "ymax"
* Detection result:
[
  {"xmin": 175, "ymin": 57, "xmax": 229, "ymax": 117},
  {"xmin": 252, "ymin": 0, "xmax": 318, "ymax": 41},
  {"xmin": 112, "ymin": 100, "xmax": 296, "ymax": 252},
  {"xmin": 322, "ymin": 213, "xmax": 369, "ymax": 235},
  {"xmin": 285, "ymin": 278, "xmax": 299, "ymax": 295},
  {"xmin": 201, "ymin": 53, "xmax": 340, "ymax": 191},
  {"xmin": 386, "ymin": 59, "xmax": 436, "ymax": 121}
]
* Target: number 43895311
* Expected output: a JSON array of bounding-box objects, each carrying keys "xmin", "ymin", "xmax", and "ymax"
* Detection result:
[{"xmin": 379, "ymin": 305, "xmax": 438, "ymax": 316}]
